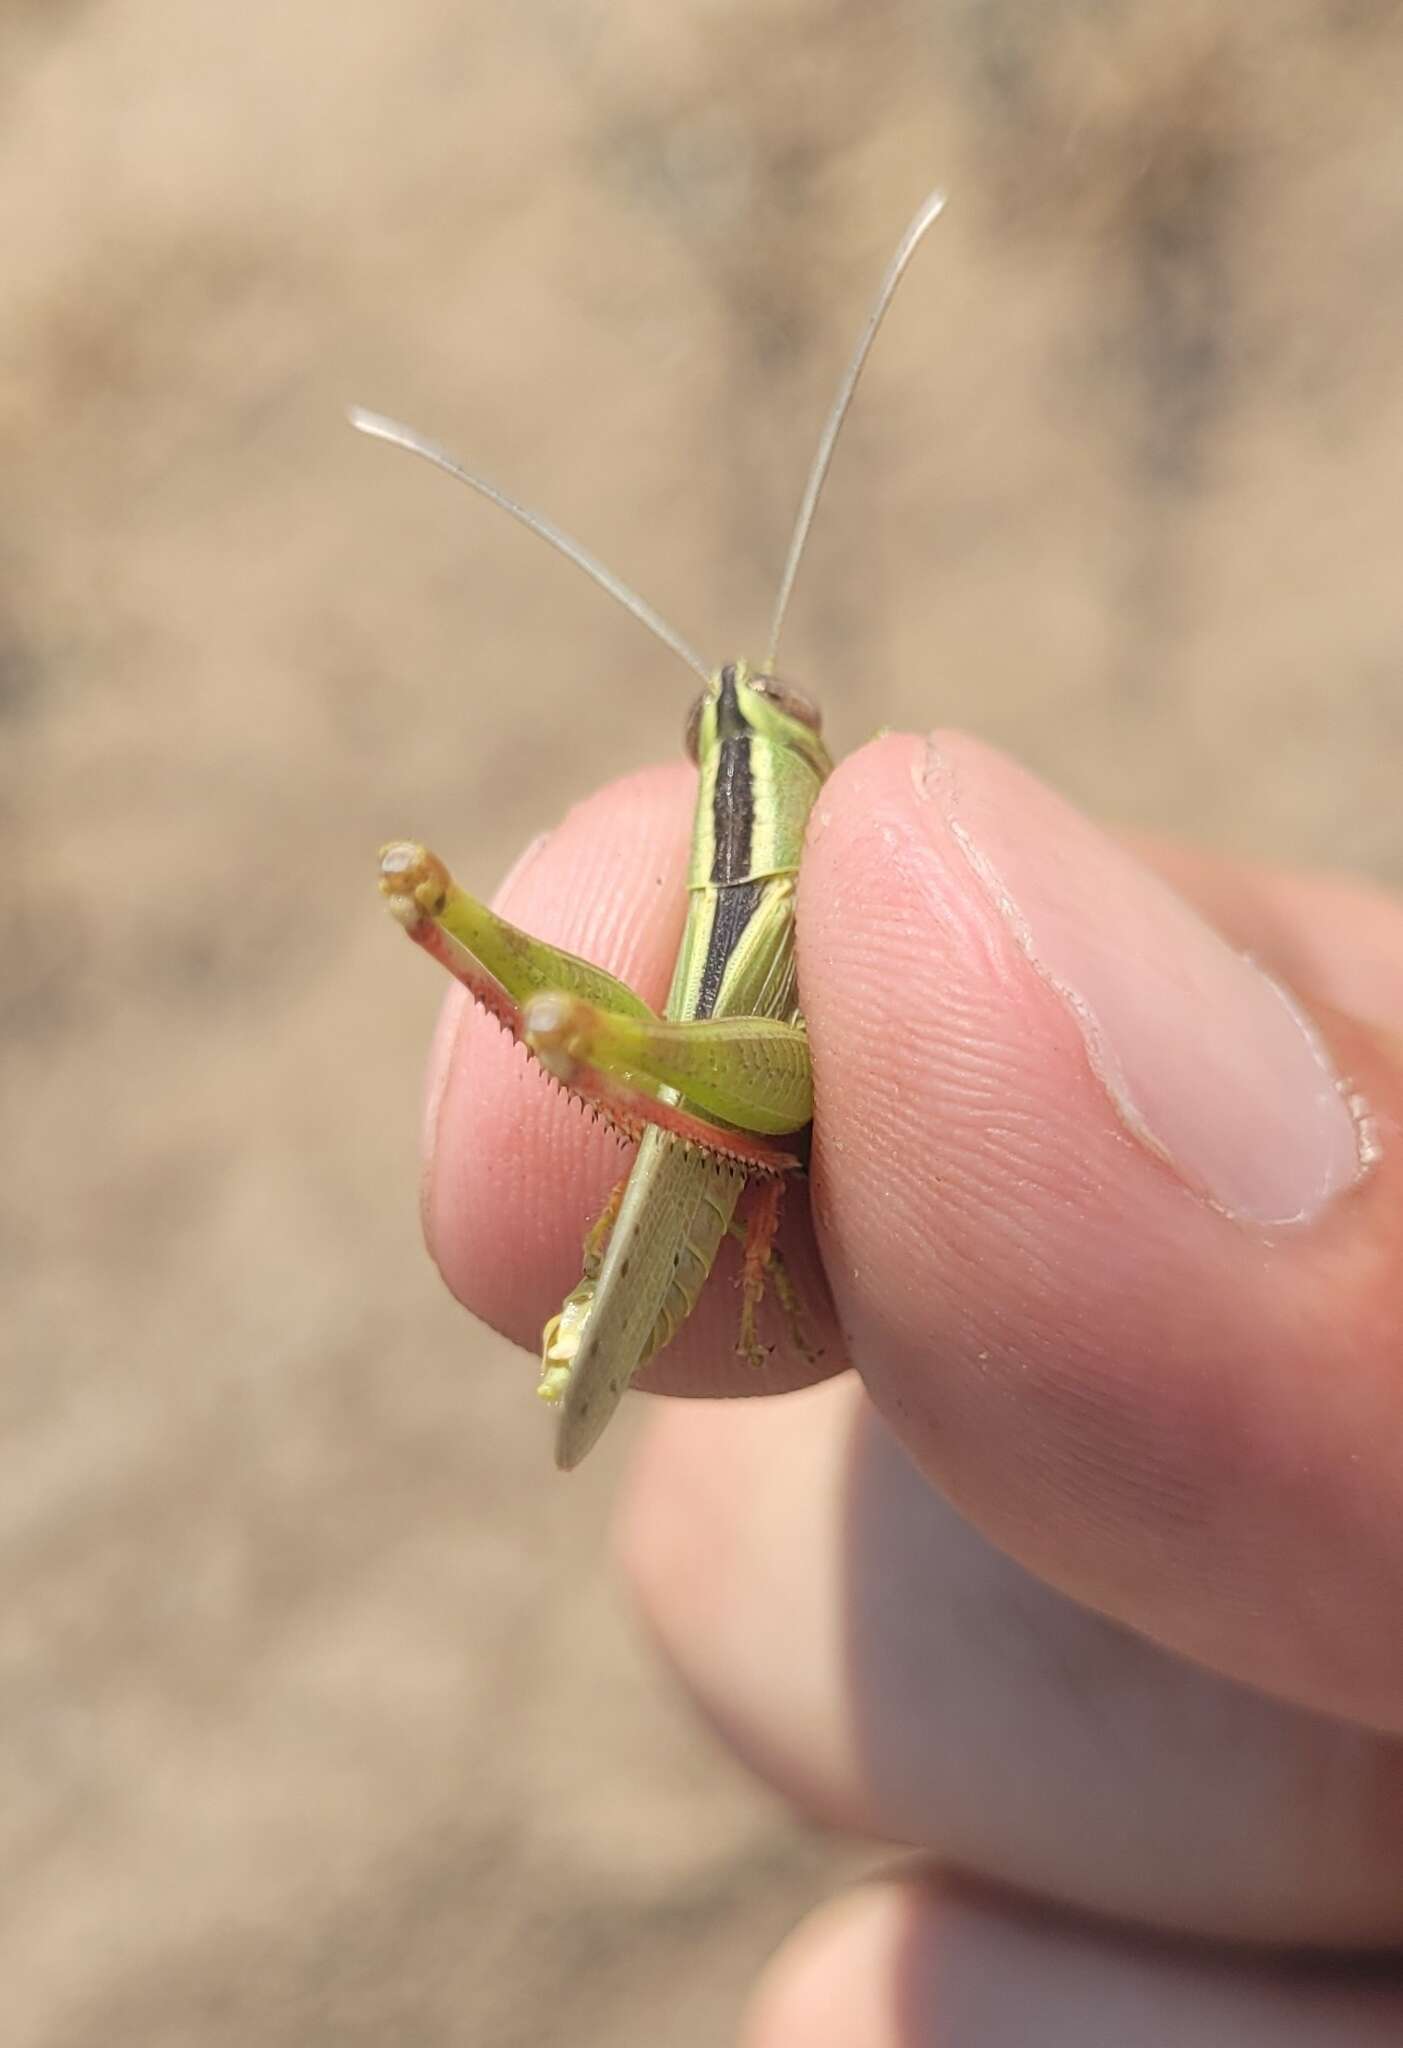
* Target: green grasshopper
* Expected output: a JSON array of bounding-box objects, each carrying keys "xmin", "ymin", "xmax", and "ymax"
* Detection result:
[{"xmin": 357, "ymin": 190, "xmax": 945, "ymax": 1469}]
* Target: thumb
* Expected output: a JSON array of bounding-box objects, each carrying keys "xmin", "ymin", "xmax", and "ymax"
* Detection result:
[{"xmin": 801, "ymin": 731, "xmax": 1400, "ymax": 1731}]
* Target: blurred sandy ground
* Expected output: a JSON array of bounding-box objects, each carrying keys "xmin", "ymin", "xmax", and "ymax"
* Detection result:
[{"xmin": 3, "ymin": 2, "xmax": 1402, "ymax": 2041}]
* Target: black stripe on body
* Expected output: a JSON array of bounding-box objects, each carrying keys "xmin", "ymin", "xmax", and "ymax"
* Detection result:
[
  {"xmin": 709, "ymin": 665, "xmax": 754, "ymax": 886},
  {"xmin": 693, "ymin": 879, "xmax": 765, "ymax": 1019}
]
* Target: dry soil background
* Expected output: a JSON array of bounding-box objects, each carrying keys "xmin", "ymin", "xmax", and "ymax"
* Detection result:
[{"xmin": 4, "ymin": 3, "xmax": 1403, "ymax": 2043}]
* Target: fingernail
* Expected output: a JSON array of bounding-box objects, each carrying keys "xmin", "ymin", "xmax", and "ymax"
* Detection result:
[{"xmin": 921, "ymin": 737, "xmax": 1369, "ymax": 1228}]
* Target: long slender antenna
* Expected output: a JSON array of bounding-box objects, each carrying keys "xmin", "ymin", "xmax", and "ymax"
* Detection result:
[
  {"xmin": 348, "ymin": 407, "xmax": 713, "ymax": 686},
  {"xmin": 764, "ymin": 189, "xmax": 947, "ymax": 672}
]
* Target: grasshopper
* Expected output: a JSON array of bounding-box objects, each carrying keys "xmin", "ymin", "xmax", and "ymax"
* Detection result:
[{"xmin": 357, "ymin": 191, "xmax": 945, "ymax": 1468}]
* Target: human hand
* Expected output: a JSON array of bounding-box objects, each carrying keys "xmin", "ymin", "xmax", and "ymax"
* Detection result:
[{"xmin": 422, "ymin": 732, "xmax": 1403, "ymax": 2043}]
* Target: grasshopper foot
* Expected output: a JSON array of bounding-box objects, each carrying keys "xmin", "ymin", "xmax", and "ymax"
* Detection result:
[
  {"xmin": 378, "ymin": 842, "xmax": 453, "ymax": 928},
  {"xmin": 732, "ymin": 1180, "xmax": 820, "ymax": 1368},
  {"xmin": 736, "ymin": 1179, "xmax": 783, "ymax": 1370}
]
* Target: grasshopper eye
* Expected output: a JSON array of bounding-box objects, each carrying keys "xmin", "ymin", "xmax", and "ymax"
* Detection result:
[
  {"xmin": 751, "ymin": 674, "xmax": 823, "ymax": 734},
  {"xmin": 684, "ymin": 692, "xmax": 706, "ymax": 764}
]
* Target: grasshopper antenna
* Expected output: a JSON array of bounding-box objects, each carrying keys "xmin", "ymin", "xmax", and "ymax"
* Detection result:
[
  {"xmin": 349, "ymin": 407, "xmax": 714, "ymax": 686},
  {"xmin": 764, "ymin": 189, "xmax": 947, "ymax": 673}
]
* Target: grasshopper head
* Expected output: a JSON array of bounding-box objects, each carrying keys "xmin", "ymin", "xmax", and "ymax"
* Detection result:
[{"xmin": 685, "ymin": 660, "xmax": 829, "ymax": 779}]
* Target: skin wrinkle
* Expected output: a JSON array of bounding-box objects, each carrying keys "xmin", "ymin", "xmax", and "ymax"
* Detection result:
[
  {"xmin": 816, "ymin": 915, "xmax": 1098, "ymax": 1294},
  {"xmin": 820, "ymin": 934, "xmax": 1128, "ymax": 1369}
]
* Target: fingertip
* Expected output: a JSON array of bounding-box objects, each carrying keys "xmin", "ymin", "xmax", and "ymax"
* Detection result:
[
  {"xmin": 743, "ymin": 1883, "xmax": 918, "ymax": 2048},
  {"xmin": 419, "ymin": 980, "xmax": 470, "ymax": 1275},
  {"xmin": 744, "ymin": 1880, "xmax": 1403, "ymax": 2046}
]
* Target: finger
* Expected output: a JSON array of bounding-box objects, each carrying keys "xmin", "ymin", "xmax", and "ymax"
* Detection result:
[
  {"xmin": 418, "ymin": 762, "xmax": 844, "ymax": 1400},
  {"xmin": 743, "ymin": 1879, "xmax": 1403, "ymax": 2048},
  {"xmin": 798, "ymin": 731, "xmax": 1403, "ymax": 1731},
  {"xmin": 619, "ymin": 1383, "xmax": 1403, "ymax": 1944}
]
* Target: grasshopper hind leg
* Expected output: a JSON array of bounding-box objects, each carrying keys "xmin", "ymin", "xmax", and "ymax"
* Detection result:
[
  {"xmin": 766, "ymin": 1240, "xmax": 819, "ymax": 1368},
  {"xmin": 734, "ymin": 1182, "xmax": 819, "ymax": 1370}
]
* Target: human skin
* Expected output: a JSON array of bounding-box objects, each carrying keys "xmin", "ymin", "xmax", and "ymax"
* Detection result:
[{"xmin": 420, "ymin": 732, "xmax": 1403, "ymax": 2042}]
